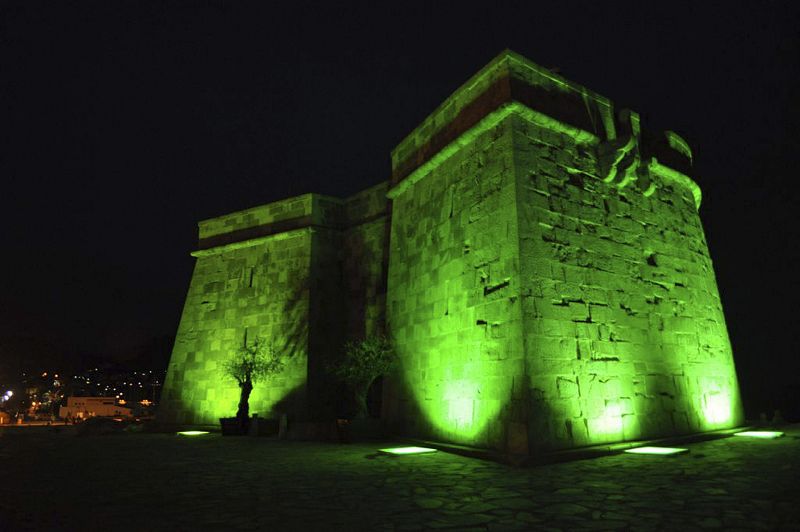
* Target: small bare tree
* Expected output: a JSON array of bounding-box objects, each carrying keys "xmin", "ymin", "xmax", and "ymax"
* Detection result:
[
  {"xmin": 222, "ymin": 337, "xmax": 286, "ymax": 429},
  {"xmin": 330, "ymin": 336, "xmax": 394, "ymax": 418}
]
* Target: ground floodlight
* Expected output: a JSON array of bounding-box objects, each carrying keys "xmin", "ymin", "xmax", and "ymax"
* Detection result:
[
  {"xmin": 624, "ymin": 446, "xmax": 689, "ymax": 456},
  {"xmin": 177, "ymin": 431, "xmax": 210, "ymax": 436},
  {"xmin": 378, "ymin": 446, "xmax": 437, "ymax": 455},
  {"xmin": 733, "ymin": 431, "xmax": 784, "ymax": 439}
]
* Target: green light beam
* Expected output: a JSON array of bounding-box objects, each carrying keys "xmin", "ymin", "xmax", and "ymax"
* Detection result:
[
  {"xmin": 733, "ymin": 431, "xmax": 784, "ymax": 439},
  {"xmin": 378, "ymin": 446, "xmax": 438, "ymax": 455},
  {"xmin": 624, "ymin": 446, "xmax": 689, "ymax": 456}
]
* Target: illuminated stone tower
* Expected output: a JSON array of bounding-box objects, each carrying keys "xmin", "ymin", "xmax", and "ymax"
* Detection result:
[
  {"xmin": 159, "ymin": 50, "xmax": 743, "ymax": 455},
  {"xmin": 383, "ymin": 50, "xmax": 743, "ymax": 453}
]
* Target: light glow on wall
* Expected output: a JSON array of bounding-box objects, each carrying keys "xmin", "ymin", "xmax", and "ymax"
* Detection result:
[
  {"xmin": 408, "ymin": 368, "xmax": 507, "ymax": 444},
  {"xmin": 589, "ymin": 402, "xmax": 625, "ymax": 440},
  {"xmin": 700, "ymin": 390, "xmax": 734, "ymax": 428}
]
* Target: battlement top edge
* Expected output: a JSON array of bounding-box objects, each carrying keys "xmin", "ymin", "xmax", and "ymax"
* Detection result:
[
  {"xmin": 194, "ymin": 181, "xmax": 391, "ymax": 252},
  {"xmin": 389, "ymin": 49, "xmax": 694, "ymax": 188},
  {"xmin": 197, "ymin": 192, "xmax": 342, "ymax": 240},
  {"xmin": 390, "ymin": 50, "xmax": 611, "ymax": 166}
]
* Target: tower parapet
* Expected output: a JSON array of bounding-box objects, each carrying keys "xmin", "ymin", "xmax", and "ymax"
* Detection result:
[{"xmin": 389, "ymin": 50, "xmax": 699, "ymax": 209}]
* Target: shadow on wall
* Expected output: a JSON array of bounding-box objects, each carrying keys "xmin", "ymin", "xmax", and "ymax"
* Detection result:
[
  {"xmin": 343, "ymin": 216, "xmax": 391, "ymax": 342},
  {"xmin": 335, "ymin": 214, "xmax": 391, "ymax": 419},
  {"xmin": 156, "ymin": 266, "xmax": 315, "ymax": 429},
  {"xmin": 248, "ymin": 276, "xmax": 311, "ymax": 422}
]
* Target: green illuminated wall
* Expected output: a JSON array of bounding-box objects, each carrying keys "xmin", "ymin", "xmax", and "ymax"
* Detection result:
[
  {"xmin": 514, "ymin": 112, "xmax": 742, "ymax": 452},
  {"xmin": 384, "ymin": 118, "xmax": 525, "ymax": 447},
  {"xmin": 159, "ymin": 191, "xmax": 389, "ymax": 427},
  {"xmin": 161, "ymin": 50, "xmax": 743, "ymax": 452},
  {"xmin": 159, "ymin": 196, "xmax": 315, "ymax": 427},
  {"xmin": 384, "ymin": 50, "xmax": 743, "ymax": 453}
]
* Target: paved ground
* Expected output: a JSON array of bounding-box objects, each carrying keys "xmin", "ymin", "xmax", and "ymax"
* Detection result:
[{"xmin": 1, "ymin": 424, "xmax": 798, "ymax": 531}]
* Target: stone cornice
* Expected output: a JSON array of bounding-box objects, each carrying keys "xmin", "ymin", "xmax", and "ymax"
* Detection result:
[
  {"xmin": 191, "ymin": 226, "xmax": 314, "ymax": 258},
  {"xmin": 390, "ymin": 50, "xmax": 614, "ymax": 188},
  {"xmin": 388, "ymin": 49, "xmax": 700, "ymax": 209}
]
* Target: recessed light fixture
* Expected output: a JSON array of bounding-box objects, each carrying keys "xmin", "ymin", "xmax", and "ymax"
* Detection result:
[
  {"xmin": 733, "ymin": 431, "xmax": 784, "ymax": 439},
  {"xmin": 177, "ymin": 431, "xmax": 210, "ymax": 436},
  {"xmin": 624, "ymin": 446, "xmax": 689, "ymax": 456},
  {"xmin": 378, "ymin": 446, "xmax": 438, "ymax": 455}
]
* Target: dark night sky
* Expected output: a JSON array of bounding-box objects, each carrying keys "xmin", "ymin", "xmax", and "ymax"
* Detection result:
[{"xmin": 1, "ymin": 1, "xmax": 798, "ymax": 416}]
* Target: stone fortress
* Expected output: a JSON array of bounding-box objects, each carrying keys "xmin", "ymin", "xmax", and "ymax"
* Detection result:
[{"xmin": 158, "ymin": 50, "xmax": 743, "ymax": 455}]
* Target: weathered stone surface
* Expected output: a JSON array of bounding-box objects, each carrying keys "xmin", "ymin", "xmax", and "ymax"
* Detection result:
[
  {"xmin": 159, "ymin": 189, "xmax": 389, "ymax": 426},
  {"xmin": 383, "ymin": 50, "xmax": 742, "ymax": 453},
  {"xmin": 160, "ymin": 50, "xmax": 742, "ymax": 454}
]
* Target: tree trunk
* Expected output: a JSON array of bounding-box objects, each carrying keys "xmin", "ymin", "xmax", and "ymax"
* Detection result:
[
  {"xmin": 354, "ymin": 380, "xmax": 371, "ymax": 419},
  {"xmin": 236, "ymin": 380, "xmax": 253, "ymax": 430}
]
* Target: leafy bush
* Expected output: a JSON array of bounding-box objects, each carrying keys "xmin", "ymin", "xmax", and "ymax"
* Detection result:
[
  {"xmin": 222, "ymin": 337, "xmax": 285, "ymax": 386},
  {"xmin": 329, "ymin": 336, "xmax": 394, "ymax": 418}
]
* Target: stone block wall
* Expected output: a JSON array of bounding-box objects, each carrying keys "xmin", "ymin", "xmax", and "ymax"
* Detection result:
[
  {"xmin": 513, "ymin": 115, "xmax": 743, "ymax": 452},
  {"xmin": 159, "ymin": 188, "xmax": 391, "ymax": 427},
  {"xmin": 383, "ymin": 49, "xmax": 743, "ymax": 454},
  {"xmin": 197, "ymin": 195, "xmax": 313, "ymax": 242},
  {"xmin": 385, "ymin": 119, "xmax": 525, "ymax": 449},
  {"xmin": 305, "ymin": 224, "xmax": 345, "ymax": 418},
  {"xmin": 342, "ymin": 182, "xmax": 391, "ymax": 340},
  {"xmin": 159, "ymin": 225, "xmax": 313, "ymax": 427},
  {"xmin": 160, "ymin": 50, "xmax": 742, "ymax": 453}
]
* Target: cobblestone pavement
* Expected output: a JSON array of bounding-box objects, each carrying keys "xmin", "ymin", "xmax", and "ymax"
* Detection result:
[{"xmin": 1, "ymin": 425, "xmax": 798, "ymax": 531}]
